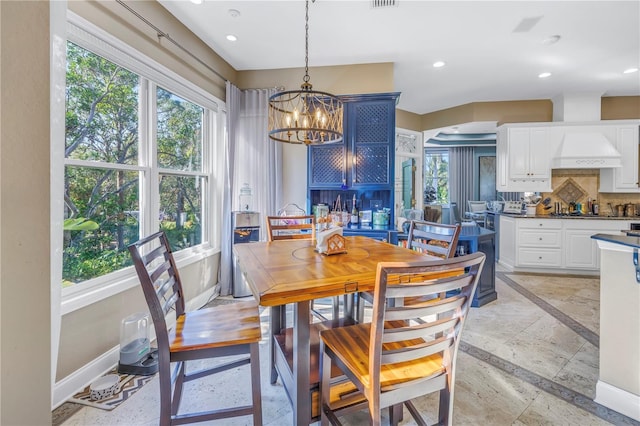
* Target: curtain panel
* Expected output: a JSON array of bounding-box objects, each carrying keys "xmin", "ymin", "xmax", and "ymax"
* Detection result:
[{"xmin": 219, "ymin": 83, "xmax": 282, "ymax": 295}]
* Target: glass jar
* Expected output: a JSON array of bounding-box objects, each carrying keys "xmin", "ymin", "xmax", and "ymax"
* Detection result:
[{"xmin": 239, "ymin": 183, "xmax": 253, "ymax": 211}]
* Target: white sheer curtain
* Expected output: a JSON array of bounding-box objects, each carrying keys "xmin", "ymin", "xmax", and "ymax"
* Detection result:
[
  {"xmin": 449, "ymin": 146, "xmax": 475, "ymax": 214},
  {"xmin": 219, "ymin": 83, "xmax": 283, "ymax": 295}
]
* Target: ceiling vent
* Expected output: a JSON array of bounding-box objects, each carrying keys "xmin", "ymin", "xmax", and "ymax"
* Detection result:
[{"xmin": 371, "ymin": 0, "xmax": 397, "ymax": 8}]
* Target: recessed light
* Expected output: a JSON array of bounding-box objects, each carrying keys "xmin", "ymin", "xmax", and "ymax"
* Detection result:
[
  {"xmin": 538, "ymin": 72, "xmax": 551, "ymax": 78},
  {"xmin": 433, "ymin": 61, "xmax": 446, "ymax": 68},
  {"xmin": 623, "ymin": 67, "xmax": 639, "ymax": 74},
  {"xmin": 226, "ymin": 34, "xmax": 238, "ymax": 42},
  {"xmin": 228, "ymin": 9, "xmax": 241, "ymax": 18},
  {"xmin": 190, "ymin": 0, "xmax": 203, "ymax": 4}
]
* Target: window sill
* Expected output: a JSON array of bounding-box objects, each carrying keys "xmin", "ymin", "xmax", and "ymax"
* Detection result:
[{"xmin": 60, "ymin": 245, "xmax": 219, "ymax": 315}]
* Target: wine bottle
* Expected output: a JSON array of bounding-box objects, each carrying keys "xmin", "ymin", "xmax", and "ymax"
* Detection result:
[{"xmin": 351, "ymin": 195, "xmax": 359, "ymax": 224}]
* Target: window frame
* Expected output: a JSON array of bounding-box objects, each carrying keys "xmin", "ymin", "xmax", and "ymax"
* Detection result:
[
  {"xmin": 59, "ymin": 13, "xmax": 224, "ymax": 314},
  {"xmin": 423, "ymin": 148, "xmax": 450, "ymax": 206}
]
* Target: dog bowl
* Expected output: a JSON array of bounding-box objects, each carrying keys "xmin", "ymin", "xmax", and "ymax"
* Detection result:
[{"xmin": 89, "ymin": 374, "xmax": 119, "ymax": 401}]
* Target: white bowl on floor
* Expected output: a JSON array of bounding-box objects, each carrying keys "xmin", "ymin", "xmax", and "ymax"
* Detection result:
[{"xmin": 89, "ymin": 374, "xmax": 119, "ymax": 401}]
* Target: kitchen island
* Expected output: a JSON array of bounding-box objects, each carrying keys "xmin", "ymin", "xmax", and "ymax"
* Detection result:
[{"xmin": 591, "ymin": 233, "xmax": 640, "ymax": 421}]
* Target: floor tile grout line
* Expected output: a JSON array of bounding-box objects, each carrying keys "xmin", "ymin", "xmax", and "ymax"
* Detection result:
[
  {"xmin": 496, "ymin": 271, "xmax": 600, "ymax": 348},
  {"xmin": 459, "ymin": 341, "xmax": 639, "ymax": 426}
]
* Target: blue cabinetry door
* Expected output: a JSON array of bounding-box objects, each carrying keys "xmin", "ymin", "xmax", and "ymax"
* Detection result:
[
  {"xmin": 349, "ymin": 99, "xmax": 395, "ymax": 187},
  {"xmin": 308, "ymin": 144, "xmax": 347, "ymax": 188}
]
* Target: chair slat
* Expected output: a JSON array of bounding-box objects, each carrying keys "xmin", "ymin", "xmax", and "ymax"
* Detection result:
[
  {"xmin": 381, "ymin": 336, "xmax": 454, "ymax": 365},
  {"xmin": 382, "ymin": 317, "xmax": 459, "ymax": 344}
]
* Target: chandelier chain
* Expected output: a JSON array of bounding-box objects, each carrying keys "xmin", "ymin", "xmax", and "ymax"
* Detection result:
[{"xmin": 304, "ymin": 0, "xmax": 310, "ymax": 84}]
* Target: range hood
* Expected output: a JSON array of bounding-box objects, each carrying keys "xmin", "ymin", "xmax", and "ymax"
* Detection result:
[
  {"xmin": 551, "ymin": 131, "xmax": 622, "ymax": 169},
  {"xmin": 550, "ymin": 93, "xmax": 622, "ymax": 169}
]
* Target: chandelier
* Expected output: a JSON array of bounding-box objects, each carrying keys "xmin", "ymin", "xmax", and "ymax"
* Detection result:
[{"xmin": 268, "ymin": 0, "xmax": 343, "ymax": 145}]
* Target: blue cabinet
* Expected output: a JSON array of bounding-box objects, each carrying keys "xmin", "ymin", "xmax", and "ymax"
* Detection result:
[{"xmin": 308, "ymin": 92, "xmax": 400, "ymax": 232}]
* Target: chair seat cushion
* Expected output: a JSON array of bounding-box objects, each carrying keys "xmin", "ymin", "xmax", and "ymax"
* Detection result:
[
  {"xmin": 320, "ymin": 322, "xmax": 445, "ymax": 390},
  {"xmin": 169, "ymin": 301, "xmax": 261, "ymax": 352}
]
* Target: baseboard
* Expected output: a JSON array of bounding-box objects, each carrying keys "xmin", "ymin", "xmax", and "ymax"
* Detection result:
[
  {"xmin": 52, "ymin": 345, "xmax": 119, "ymax": 410},
  {"xmin": 52, "ymin": 285, "xmax": 220, "ymax": 410},
  {"xmin": 595, "ymin": 380, "xmax": 640, "ymax": 421}
]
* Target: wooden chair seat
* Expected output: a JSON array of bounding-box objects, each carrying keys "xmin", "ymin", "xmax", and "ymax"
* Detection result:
[{"xmin": 169, "ymin": 301, "xmax": 261, "ymax": 353}]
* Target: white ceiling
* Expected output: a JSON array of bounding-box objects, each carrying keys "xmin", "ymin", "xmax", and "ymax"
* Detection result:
[{"xmin": 158, "ymin": 0, "xmax": 640, "ymax": 115}]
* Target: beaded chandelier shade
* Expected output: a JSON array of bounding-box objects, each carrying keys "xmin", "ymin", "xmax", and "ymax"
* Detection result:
[{"xmin": 268, "ymin": 0, "xmax": 343, "ymax": 145}]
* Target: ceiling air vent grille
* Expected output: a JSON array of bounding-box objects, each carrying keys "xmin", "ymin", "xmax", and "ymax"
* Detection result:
[{"xmin": 371, "ymin": 0, "xmax": 397, "ymax": 8}]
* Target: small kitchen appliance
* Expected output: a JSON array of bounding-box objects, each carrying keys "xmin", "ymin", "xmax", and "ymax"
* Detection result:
[
  {"xmin": 117, "ymin": 312, "xmax": 158, "ymax": 376},
  {"xmin": 232, "ymin": 211, "xmax": 260, "ymax": 297}
]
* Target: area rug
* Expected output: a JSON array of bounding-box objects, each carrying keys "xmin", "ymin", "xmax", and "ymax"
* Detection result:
[{"xmin": 68, "ymin": 369, "xmax": 155, "ymax": 411}]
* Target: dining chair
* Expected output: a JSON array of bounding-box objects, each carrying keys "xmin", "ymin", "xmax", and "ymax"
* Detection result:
[
  {"xmin": 266, "ymin": 214, "xmax": 316, "ymax": 241},
  {"xmin": 357, "ymin": 220, "xmax": 462, "ymax": 322},
  {"xmin": 465, "ymin": 200, "xmax": 487, "ymax": 227},
  {"xmin": 319, "ymin": 252, "xmax": 486, "ymax": 426},
  {"xmin": 128, "ymin": 231, "xmax": 263, "ymax": 426},
  {"xmin": 450, "ymin": 202, "xmax": 476, "ymax": 227}
]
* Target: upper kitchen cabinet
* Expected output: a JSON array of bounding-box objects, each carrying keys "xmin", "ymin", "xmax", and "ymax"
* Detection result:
[
  {"xmin": 496, "ymin": 124, "xmax": 553, "ymax": 192},
  {"xmin": 600, "ymin": 123, "xmax": 640, "ymax": 192},
  {"xmin": 308, "ymin": 92, "xmax": 400, "ymax": 189}
]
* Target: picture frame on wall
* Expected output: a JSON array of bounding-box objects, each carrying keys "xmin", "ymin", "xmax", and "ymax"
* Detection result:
[{"xmin": 479, "ymin": 156, "xmax": 496, "ymax": 201}]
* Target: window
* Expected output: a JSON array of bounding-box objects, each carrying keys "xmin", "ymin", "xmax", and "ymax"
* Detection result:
[
  {"xmin": 424, "ymin": 149, "xmax": 449, "ymax": 205},
  {"xmin": 63, "ymin": 24, "xmax": 220, "ymax": 297}
]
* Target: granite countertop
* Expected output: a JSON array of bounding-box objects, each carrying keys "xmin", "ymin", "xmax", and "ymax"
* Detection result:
[
  {"xmin": 498, "ymin": 212, "xmax": 640, "ymax": 220},
  {"xmin": 591, "ymin": 233, "xmax": 640, "ymax": 249}
]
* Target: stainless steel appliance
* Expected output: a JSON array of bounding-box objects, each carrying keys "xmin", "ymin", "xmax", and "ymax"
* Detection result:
[{"xmin": 232, "ymin": 211, "xmax": 260, "ymax": 297}]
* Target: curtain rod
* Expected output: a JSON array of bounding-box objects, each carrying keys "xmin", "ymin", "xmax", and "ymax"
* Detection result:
[{"xmin": 115, "ymin": 0, "xmax": 228, "ymax": 83}]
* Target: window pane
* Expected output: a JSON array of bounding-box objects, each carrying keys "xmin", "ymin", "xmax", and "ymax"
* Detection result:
[
  {"xmin": 63, "ymin": 167, "xmax": 139, "ymax": 285},
  {"xmin": 157, "ymin": 87, "xmax": 203, "ymax": 172},
  {"xmin": 65, "ymin": 42, "xmax": 139, "ymax": 165},
  {"xmin": 424, "ymin": 151, "xmax": 449, "ymax": 205},
  {"xmin": 159, "ymin": 174, "xmax": 203, "ymax": 249}
]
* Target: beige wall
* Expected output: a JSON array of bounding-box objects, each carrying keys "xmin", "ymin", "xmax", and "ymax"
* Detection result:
[
  {"xmin": 1, "ymin": 2, "xmax": 52, "ymax": 424},
  {"xmin": 602, "ymin": 96, "xmax": 640, "ymax": 120}
]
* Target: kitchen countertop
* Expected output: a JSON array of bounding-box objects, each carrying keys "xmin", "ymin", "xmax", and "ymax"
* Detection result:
[
  {"xmin": 591, "ymin": 232, "xmax": 640, "ymax": 249},
  {"xmin": 497, "ymin": 212, "xmax": 640, "ymax": 220}
]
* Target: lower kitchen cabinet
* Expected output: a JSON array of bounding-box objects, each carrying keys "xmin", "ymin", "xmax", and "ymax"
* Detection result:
[{"xmin": 499, "ymin": 215, "xmax": 632, "ymax": 273}]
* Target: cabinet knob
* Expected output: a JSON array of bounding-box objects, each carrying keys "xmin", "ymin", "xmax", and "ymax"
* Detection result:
[
  {"xmin": 539, "ymin": 256, "xmax": 542, "ymax": 260},
  {"xmin": 539, "ymin": 237, "xmax": 543, "ymax": 240},
  {"xmin": 539, "ymin": 223, "xmax": 543, "ymax": 226}
]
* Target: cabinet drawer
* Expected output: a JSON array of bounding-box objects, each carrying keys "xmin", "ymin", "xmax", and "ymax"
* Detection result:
[
  {"xmin": 519, "ymin": 230, "xmax": 562, "ymax": 247},
  {"xmin": 518, "ymin": 219, "xmax": 562, "ymax": 229},
  {"xmin": 518, "ymin": 248, "xmax": 562, "ymax": 267}
]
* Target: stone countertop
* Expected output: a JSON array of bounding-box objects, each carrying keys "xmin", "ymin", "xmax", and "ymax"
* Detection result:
[
  {"xmin": 592, "ymin": 233, "xmax": 640, "ymax": 249},
  {"xmin": 497, "ymin": 212, "xmax": 640, "ymax": 220}
]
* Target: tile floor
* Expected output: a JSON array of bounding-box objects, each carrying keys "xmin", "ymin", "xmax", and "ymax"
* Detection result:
[{"xmin": 56, "ymin": 269, "xmax": 640, "ymax": 425}]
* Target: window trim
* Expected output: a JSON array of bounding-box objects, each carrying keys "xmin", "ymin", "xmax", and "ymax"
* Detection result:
[{"xmin": 59, "ymin": 12, "xmax": 224, "ymax": 313}]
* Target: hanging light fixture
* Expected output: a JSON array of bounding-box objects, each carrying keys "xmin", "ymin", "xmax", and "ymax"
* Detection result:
[{"xmin": 268, "ymin": 0, "xmax": 343, "ymax": 145}]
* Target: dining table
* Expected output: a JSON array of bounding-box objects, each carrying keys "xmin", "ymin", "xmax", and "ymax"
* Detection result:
[{"xmin": 233, "ymin": 235, "xmax": 439, "ymax": 425}]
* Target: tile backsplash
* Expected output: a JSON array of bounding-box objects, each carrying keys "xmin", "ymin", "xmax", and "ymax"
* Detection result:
[{"xmin": 536, "ymin": 169, "xmax": 640, "ymax": 215}]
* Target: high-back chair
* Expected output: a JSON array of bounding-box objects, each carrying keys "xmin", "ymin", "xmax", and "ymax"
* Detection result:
[
  {"xmin": 407, "ymin": 219, "xmax": 461, "ymax": 258},
  {"xmin": 266, "ymin": 215, "xmax": 316, "ymax": 241},
  {"xmin": 357, "ymin": 220, "xmax": 461, "ymax": 322},
  {"xmin": 466, "ymin": 200, "xmax": 487, "ymax": 227},
  {"xmin": 319, "ymin": 252, "xmax": 486, "ymax": 425},
  {"xmin": 128, "ymin": 231, "xmax": 263, "ymax": 426}
]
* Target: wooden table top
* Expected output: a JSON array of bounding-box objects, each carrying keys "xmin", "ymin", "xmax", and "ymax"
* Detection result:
[{"xmin": 233, "ymin": 235, "xmax": 435, "ymax": 306}]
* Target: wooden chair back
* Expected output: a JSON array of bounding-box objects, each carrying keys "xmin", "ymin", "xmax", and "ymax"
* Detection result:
[
  {"xmin": 407, "ymin": 219, "xmax": 461, "ymax": 258},
  {"xmin": 266, "ymin": 215, "xmax": 316, "ymax": 241},
  {"xmin": 320, "ymin": 252, "xmax": 485, "ymax": 425},
  {"xmin": 129, "ymin": 231, "xmax": 185, "ymax": 348}
]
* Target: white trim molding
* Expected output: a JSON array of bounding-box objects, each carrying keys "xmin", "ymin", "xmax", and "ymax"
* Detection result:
[{"xmin": 595, "ymin": 380, "xmax": 640, "ymax": 421}]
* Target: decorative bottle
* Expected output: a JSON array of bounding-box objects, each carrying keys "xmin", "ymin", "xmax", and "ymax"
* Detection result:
[{"xmin": 350, "ymin": 194, "xmax": 359, "ymax": 225}]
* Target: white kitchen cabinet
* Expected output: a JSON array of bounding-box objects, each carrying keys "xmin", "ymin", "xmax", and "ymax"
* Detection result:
[
  {"xmin": 516, "ymin": 219, "xmax": 562, "ymax": 268},
  {"xmin": 499, "ymin": 216, "xmax": 634, "ymax": 274},
  {"xmin": 496, "ymin": 125, "xmax": 552, "ymax": 192},
  {"xmin": 564, "ymin": 220, "xmax": 627, "ymax": 269},
  {"xmin": 600, "ymin": 125, "xmax": 640, "ymax": 192}
]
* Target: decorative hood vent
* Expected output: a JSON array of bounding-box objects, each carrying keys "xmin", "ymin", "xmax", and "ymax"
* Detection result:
[
  {"xmin": 550, "ymin": 93, "xmax": 622, "ymax": 169},
  {"xmin": 551, "ymin": 131, "xmax": 621, "ymax": 169}
]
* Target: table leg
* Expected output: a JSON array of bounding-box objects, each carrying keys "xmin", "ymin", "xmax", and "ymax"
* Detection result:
[
  {"xmin": 293, "ymin": 300, "xmax": 311, "ymax": 425},
  {"xmin": 269, "ymin": 305, "xmax": 282, "ymax": 384}
]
